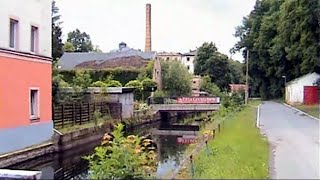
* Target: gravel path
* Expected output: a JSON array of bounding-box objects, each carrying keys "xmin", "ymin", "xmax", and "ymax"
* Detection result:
[{"xmin": 260, "ymin": 101, "xmax": 320, "ymax": 179}]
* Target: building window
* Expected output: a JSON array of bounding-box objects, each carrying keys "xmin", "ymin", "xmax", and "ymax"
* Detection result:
[
  {"xmin": 187, "ymin": 65, "xmax": 190, "ymax": 70},
  {"xmin": 166, "ymin": 57, "xmax": 170, "ymax": 61},
  {"xmin": 9, "ymin": 19, "xmax": 18, "ymax": 48},
  {"xmin": 30, "ymin": 89, "xmax": 39, "ymax": 120},
  {"xmin": 187, "ymin": 57, "xmax": 190, "ymax": 61},
  {"xmin": 174, "ymin": 57, "xmax": 177, "ymax": 61},
  {"xmin": 31, "ymin": 26, "xmax": 38, "ymax": 52}
]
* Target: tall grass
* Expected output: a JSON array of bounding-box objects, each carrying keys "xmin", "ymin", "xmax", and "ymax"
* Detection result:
[{"xmin": 178, "ymin": 101, "xmax": 269, "ymax": 179}]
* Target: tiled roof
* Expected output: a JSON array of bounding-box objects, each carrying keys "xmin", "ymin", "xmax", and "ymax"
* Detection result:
[{"xmin": 59, "ymin": 48, "xmax": 156, "ymax": 70}]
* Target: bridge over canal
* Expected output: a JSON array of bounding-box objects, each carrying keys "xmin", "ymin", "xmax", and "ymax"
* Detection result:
[{"xmin": 149, "ymin": 96, "xmax": 221, "ymax": 113}]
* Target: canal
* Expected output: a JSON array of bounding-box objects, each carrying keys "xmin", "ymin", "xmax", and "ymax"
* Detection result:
[{"xmin": 7, "ymin": 113, "xmax": 202, "ymax": 179}]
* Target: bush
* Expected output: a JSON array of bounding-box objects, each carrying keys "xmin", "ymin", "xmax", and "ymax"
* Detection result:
[
  {"xmin": 91, "ymin": 81, "xmax": 108, "ymax": 87},
  {"xmin": 200, "ymin": 75, "xmax": 221, "ymax": 96},
  {"xmin": 152, "ymin": 90, "xmax": 167, "ymax": 104},
  {"xmin": 84, "ymin": 123, "xmax": 157, "ymax": 179},
  {"xmin": 106, "ymin": 80, "xmax": 122, "ymax": 87},
  {"xmin": 72, "ymin": 70, "xmax": 92, "ymax": 89},
  {"xmin": 125, "ymin": 80, "xmax": 143, "ymax": 90}
]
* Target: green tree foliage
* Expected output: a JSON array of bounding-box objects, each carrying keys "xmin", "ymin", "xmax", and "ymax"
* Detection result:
[
  {"xmin": 72, "ymin": 70, "xmax": 92, "ymax": 89},
  {"xmin": 63, "ymin": 42, "xmax": 75, "ymax": 52},
  {"xmin": 141, "ymin": 78, "xmax": 157, "ymax": 92},
  {"xmin": 138, "ymin": 60, "xmax": 155, "ymax": 80},
  {"xmin": 52, "ymin": 0, "xmax": 63, "ymax": 61},
  {"xmin": 85, "ymin": 124, "xmax": 157, "ymax": 179},
  {"xmin": 233, "ymin": 0, "xmax": 320, "ymax": 99},
  {"xmin": 162, "ymin": 61, "xmax": 192, "ymax": 97},
  {"xmin": 67, "ymin": 29, "xmax": 94, "ymax": 52},
  {"xmin": 195, "ymin": 42, "xmax": 240, "ymax": 89},
  {"xmin": 200, "ymin": 75, "xmax": 221, "ymax": 96}
]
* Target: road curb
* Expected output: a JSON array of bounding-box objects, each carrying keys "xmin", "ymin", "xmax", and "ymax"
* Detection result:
[
  {"xmin": 256, "ymin": 104, "xmax": 262, "ymax": 128},
  {"xmin": 282, "ymin": 103, "xmax": 320, "ymax": 121}
]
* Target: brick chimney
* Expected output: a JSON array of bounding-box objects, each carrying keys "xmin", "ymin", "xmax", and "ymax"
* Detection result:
[{"xmin": 145, "ymin": 4, "xmax": 152, "ymax": 52}]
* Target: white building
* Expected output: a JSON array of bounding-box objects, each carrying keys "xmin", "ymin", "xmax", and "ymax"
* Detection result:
[
  {"xmin": 285, "ymin": 72, "xmax": 320, "ymax": 105},
  {"xmin": 156, "ymin": 50, "xmax": 196, "ymax": 74},
  {"xmin": 181, "ymin": 51, "xmax": 196, "ymax": 74},
  {"xmin": 0, "ymin": 0, "xmax": 52, "ymax": 57}
]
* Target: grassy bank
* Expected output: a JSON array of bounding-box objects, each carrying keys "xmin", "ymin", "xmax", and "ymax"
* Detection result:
[
  {"xmin": 293, "ymin": 104, "xmax": 319, "ymax": 119},
  {"xmin": 177, "ymin": 101, "xmax": 269, "ymax": 179}
]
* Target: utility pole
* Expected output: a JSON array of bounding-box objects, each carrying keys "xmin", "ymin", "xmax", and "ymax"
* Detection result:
[{"xmin": 245, "ymin": 50, "xmax": 249, "ymax": 105}]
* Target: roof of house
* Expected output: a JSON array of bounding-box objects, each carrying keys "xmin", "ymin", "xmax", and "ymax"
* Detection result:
[
  {"xmin": 59, "ymin": 45, "xmax": 156, "ymax": 70},
  {"xmin": 286, "ymin": 72, "xmax": 320, "ymax": 85}
]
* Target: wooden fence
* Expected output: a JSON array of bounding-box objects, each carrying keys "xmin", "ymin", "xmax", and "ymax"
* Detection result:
[{"xmin": 53, "ymin": 102, "xmax": 122, "ymax": 129}]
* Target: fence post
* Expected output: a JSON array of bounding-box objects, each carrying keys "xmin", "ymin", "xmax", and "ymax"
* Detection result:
[
  {"xmin": 72, "ymin": 103, "xmax": 75, "ymax": 126},
  {"xmin": 80, "ymin": 103, "xmax": 82, "ymax": 125},
  {"xmin": 88, "ymin": 103, "xmax": 91, "ymax": 122},
  {"xmin": 61, "ymin": 104, "xmax": 64, "ymax": 128},
  {"xmin": 190, "ymin": 155, "xmax": 195, "ymax": 179}
]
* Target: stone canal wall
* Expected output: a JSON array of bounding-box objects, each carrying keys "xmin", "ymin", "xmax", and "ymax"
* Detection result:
[
  {"xmin": 0, "ymin": 142, "xmax": 55, "ymax": 168},
  {"xmin": 0, "ymin": 111, "xmax": 178, "ymax": 168}
]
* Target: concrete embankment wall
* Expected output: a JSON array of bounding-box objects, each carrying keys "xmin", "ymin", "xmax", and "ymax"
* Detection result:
[{"xmin": 0, "ymin": 111, "xmax": 175, "ymax": 168}]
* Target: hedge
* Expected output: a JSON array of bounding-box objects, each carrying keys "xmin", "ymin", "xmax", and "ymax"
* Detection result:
[{"xmin": 59, "ymin": 68, "xmax": 142, "ymax": 85}]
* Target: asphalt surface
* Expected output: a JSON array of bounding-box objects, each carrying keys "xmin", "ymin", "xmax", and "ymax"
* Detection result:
[{"xmin": 259, "ymin": 101, "xmax": 320, "ymax": 179}]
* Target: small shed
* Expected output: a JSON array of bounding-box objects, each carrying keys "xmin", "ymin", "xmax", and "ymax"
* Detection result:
[{"xmin": 285, "ymin": 72, "xmax": 320, "ymax": 105}]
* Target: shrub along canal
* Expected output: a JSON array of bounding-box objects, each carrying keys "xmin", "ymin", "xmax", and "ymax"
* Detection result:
[{"xmin": 7, "ymin": 113, "xmax": 204, "ymax": 179}]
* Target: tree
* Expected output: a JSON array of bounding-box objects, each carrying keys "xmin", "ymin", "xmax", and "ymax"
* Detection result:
[
  {"xmin": 63, "ymin": 42, "xmax": 75, "ymax": 52},
  {"xmin": 194, "ymin": 42, "xmax": 232, "ymax": 89},
  {"xmin": 66, "ymin": 29, "xmax": 94, "ymax": 52},
  {"xmin": 72, "ymin": 70, "xmax": 92, "ymax": 89},
  {"xmin": 52, "ymin": 0, "xmax": 63, "ymax": 61},
  {"xmin": 85, "ymin": 123, "xmax": 157, "ymax": 179},
  {"xmin": 162, "ymin": 61, "xmax": 192, "ymax": 97},
  {"xmin": 200, "ymin": 75, "xmax": 221, "ymax": 96},
  {"xmin": 233, "ymin": 0, "xmax": 319, "ymax": 99},
  {"xmin": 138, "ymin": 60, "xmax": 155, "ymax": 80},
  {"xmin": 93, "ymin": 45, "xmax": 103, "ymax": 52}
]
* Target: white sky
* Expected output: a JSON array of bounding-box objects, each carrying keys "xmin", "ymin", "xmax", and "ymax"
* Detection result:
[{"xmin": 55, "ymin": 0, "xmax": 256, "ymax": 61}]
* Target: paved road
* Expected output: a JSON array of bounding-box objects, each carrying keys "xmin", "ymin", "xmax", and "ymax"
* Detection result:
[{"xmin": 259, "ymin": 101, "xmax": 320, "ymax": 179}]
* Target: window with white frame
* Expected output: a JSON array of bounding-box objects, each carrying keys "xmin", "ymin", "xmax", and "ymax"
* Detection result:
[
  {"xmin": 30, "ymin": 89, "xmax": 39, "ymax": 120},
  {"xmin": 31, "ymin": 26, "xmax": 38, "ymax": 52},
  {"xmin": 9, "ymin": 19, "xmax": 18, "ymax": 48}
]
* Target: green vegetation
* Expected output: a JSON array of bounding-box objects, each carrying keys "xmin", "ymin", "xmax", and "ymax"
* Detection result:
[
  {"xmin": 60, "ymin": 68, "xmax": 141, "ymax": 86},
  {"xmin": 177, "ymin": 100, "xmax": 269, "ymax": 179},
  {"xmin": 293, "ymin": 104, "xmax": 319, "ymax": 119},
  {"xmin": 200, "ymin": 75, "xmax": 221, "ymax": 96},
  {"xmin": 85, "ymin": 124, "xmax": 157, "ymax": 179},
  {"xmin": 194, "ymin": 42, "xmax": 244, "ymax": 90},
  {"xmin": 162, "ymin": 61, "xmax": 192, "ymax": 97},
  {"xmin": 233, "ymin": 0, "xmax": 319, "ymax": 99}
]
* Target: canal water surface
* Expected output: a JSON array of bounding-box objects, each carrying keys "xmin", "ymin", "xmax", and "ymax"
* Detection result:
[{"xmin": 8, "ymin": 115, "xmax": 199, "ymax": 179}]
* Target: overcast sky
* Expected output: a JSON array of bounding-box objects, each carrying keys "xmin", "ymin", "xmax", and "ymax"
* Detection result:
[{"xmin": 55, "ymin": 0, "xmax": 256, "ymax": 61}]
